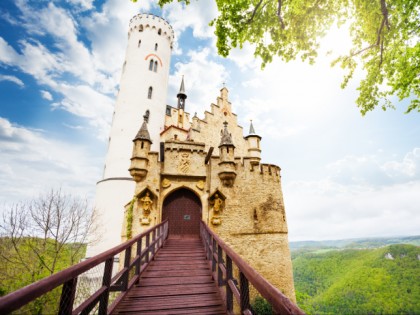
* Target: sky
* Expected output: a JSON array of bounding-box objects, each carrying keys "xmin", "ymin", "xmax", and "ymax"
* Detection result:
[{"xmin": 0, "ymin": 0, "xmax": 419, "ymax": 241}]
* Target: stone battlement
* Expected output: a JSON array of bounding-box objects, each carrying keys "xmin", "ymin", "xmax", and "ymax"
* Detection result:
[{"xmin": 129, "ymin": 14, "xmax": 174, "ymax": 46}]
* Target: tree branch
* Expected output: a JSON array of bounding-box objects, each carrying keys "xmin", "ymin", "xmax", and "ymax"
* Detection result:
[
  {"xmin": 277, "ymin": 0, "xmax": 285, "ymax": 29},
  {"xmin": 247, "ymin": 0, "xmax": 264, "ymax": 23},
  {"xmin": 381, "ymin": 0, "xmax": 390, "ymax": 30}
]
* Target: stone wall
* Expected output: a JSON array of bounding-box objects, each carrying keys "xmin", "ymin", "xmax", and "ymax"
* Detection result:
[{"xmin": 122, "ymin": 87, "xmax": 296, "ymax": 302}]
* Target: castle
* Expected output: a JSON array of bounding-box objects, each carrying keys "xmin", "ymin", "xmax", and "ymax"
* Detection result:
[{"xmin": 86, "ymin": 13, "xmax": 296, "ymax": 301}]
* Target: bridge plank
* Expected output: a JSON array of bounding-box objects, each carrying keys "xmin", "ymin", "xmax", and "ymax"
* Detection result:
[{"xmin": 111, "ymin": 239, "xmax": 226, "ymax": 315}]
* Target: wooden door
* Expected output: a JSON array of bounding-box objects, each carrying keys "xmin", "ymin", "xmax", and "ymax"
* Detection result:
[{"xmin": 162, "ymin": 189, "xmax": 202, "ymax": 237}]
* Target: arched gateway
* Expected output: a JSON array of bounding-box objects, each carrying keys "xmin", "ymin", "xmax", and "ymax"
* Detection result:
[{"xmin": 162, "ymin": 188, "xmax": 202, "ymax": 238}]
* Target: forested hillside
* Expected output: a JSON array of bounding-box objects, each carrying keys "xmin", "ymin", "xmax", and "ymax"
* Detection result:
[
  {"xmin": 0, "ymin": 237, "xmax": 86, "ymax": 313},
  {"xmin": 293, "ymin": 244, "xmax": 420, "ymax": 314}
]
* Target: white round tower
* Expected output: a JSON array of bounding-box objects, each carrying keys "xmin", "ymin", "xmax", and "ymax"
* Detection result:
[{"xmin": 86, "ymin": 14, "xmax": 174, "ymax": 257}]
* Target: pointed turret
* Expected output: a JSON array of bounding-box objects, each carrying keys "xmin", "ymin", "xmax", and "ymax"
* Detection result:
[
  {"xmin": 249, "ymin": 119, "xmax": 256, "ymax": 135},
  {"xmin": 134, "ymin": 110, "xmax": 152, "ymax": 142},
  {"xmin": 177, "ymin": 76, "xmax": 187, "ymax": 110},
  {"xmin": 218, "ymin": 122, "xmax": 236, "ymax": 187},
  {"xmin": 129, "ymin": 111, "xmax": 152, "ymax": 182},
  {"xmin": 245, "ymin": 120, "xmax": 262, "ymax": 165}
]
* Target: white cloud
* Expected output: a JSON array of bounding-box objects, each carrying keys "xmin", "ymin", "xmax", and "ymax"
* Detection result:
[
  {"xmin": 285, "ymin": 148, "xmax": 420, "ymax": 241},
  {"xmin": 0, "ymin": 117, "xmax": 101, "ymax": 206},
  {"xmin": 0, "ymin": 74, "xmax": 24, "ymax": 87},
  {"xmin": 285, "ymin": 178, "xmax": 420, "ymax": 241},
  {"xmin": 0, "ymin": 37, "xmax": 20, "ymax": 64},
  {"xmin": 40, "ymin": 90, "xmax": 52, "ymax": 101},
  {"xmin": 66, "ymin": 0, "xmax": 94, "ymax": 11},
  {"xmin": 383, "ymin": 148, "xmax": 420, "ymax": 179},
  {"xmin": 162, "ymin": 0, "xmax": 217, "ymax": 40},
  {"xmin": 167, "ymin": 47, "xmax": 228, "ymax": 116},
  {"xmin": 328, "ymin": 150, "xmax": 420, "ymax": 186}
]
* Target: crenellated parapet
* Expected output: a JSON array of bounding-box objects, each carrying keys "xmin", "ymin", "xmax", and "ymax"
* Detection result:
[{"xmin": 129, "ymin": 14, "xmax": 174, "ymax": 47}]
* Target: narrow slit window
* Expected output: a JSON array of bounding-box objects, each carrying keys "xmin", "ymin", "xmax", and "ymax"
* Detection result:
[
  {"xmin": 154, "ymin": 61, "xmax": 158, "ymax": 72},
  {"xmin": 138, "ymin": 40, "xmax": 141, "ymax": 47},
  {"xmin": 155, "ymin": 43, "xmax": 158, "ymax": 51},
  {"xmin": 149, "ymin": 59, "xmax": 154, "ymax": 71},
  {"xmin": 148, "ymin": 86, "xmax": 153, "ymax": 99}
]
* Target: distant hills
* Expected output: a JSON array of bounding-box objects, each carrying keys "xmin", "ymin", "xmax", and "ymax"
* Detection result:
[
  {"xmin": 291, "ymin": 236, "xmax": 420, "ymax": 314},
  {"xmin": 290, "ymin": 235, "xmax": 420, "ymax": 251}
]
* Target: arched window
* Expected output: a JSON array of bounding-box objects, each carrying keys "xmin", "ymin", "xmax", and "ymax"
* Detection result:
[
  {"xmin": 155, "ymin": 43, "xmax": 158, "ymax": 51},
  {"xmin": 149, "ymin": 59, "xmax": 154, "ymax": 71},
  {"xmin": 158, "ymin": 28, "xmax": 162, "ymax": 35},
  {"xmin": 139, "ymin": 25, "xmax": 143, "ymax": 32},
  {"xmin": 148, "ymin": 86, "xmax": 153, "ymax": 99},
  {"xmin": 138, "ymin": 40, "xmax": 141, "ymax": 47},
  {"xmin": 154, "ymin": 61, "xmax": 158, "ymax": 72}
]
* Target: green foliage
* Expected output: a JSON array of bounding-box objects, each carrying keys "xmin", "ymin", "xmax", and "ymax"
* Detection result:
[
  {"xmin": 293, "ymin": 244, "xmax": 420, "ymax": 314},
  {"xmin": 142, "ymin": 0, "xmax": 420, "ymax": 114},
  {"xmin": 252, "ymin": 296, "xmax": 274, "ymax": 315},
  {"xmin": 126, "ymin": 196, "xmax": 137, "ymax": 239},
  {"xmin": 0, "ymin": 237, "xmax": 86, "ymax": 314},
  {"xmin": 0, "ymin": 189, "xmax": 96, "ymax": 314}
]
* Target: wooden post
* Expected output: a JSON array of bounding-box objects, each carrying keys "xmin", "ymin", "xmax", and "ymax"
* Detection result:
[
  {"xmin": 217, "ymin": 244, "xmax": 223, "ymax": 286},
  {"xmin": 240, "ymin": 271, "xmax": 250, "ymax": 314},
  {"xmin": 98, "ymin": 257, "xmax": 114, "ymax": 315},
  {"xmin": 58, "ymin": 277, "xmax": 77, "ymax": 315},
  {"xmin": 226, "ymin": 256, "xmax": 233, "ymax": 313}
]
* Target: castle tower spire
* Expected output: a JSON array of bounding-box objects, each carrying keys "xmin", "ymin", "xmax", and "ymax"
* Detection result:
[
  {"xmin": 249, "ymin": 119, "xmax": 256, "ymax": 135},
  {"xmin": 218, "ymin": 122, "xmax": 236, "ymax": 187},
  {"xmin": 245, "ymin": 119, "xmax": 262, "ymax": 165},
  {"xmin": 177, "ymin": 75, "xmax": 187, "ymax": 110},
  {"xmin": 129, "ymin": 111, "xmax": 152, "ymax": 182}
]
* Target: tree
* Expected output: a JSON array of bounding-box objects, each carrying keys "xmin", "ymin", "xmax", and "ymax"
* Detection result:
[
  {"xmin": 149, "ymin": 0, "xmax": 420, "ymax": 114},
  {"xmin": 0, "ymin": 189, "xmax": 99, "ymax": 313}
]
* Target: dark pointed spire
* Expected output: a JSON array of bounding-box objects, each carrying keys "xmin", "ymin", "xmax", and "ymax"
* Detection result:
[
  {"xmin": 134, "ymin": 110, "xmax": 152, "ymax": 142},
  {"xmin": 249, "ymin": 120, "xmax": 256, "ymax": 135},
  {"xmin": 219, "ymin": 121, "xmax": 234, "ymax": 146},
  {"xmin": 177, "ymin": 75, "xmax": 187, "ymax": 110}
]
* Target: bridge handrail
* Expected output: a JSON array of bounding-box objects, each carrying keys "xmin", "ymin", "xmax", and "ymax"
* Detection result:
[
  {"xmin": 0, "ymin": 219, "xmax": 169, "ymax": 314},
  {"xmin": 200, "ymin": 221, "xmax": 305, "ymax": 315}
]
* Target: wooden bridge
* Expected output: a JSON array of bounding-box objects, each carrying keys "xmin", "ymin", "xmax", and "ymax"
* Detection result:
[{"xmin": 0, "ymin": 221, "xmax": 304, "ymax": 314}]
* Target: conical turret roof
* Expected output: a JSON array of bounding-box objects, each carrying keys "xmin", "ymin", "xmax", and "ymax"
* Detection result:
[
  {"xmin": 249, "ymin": 120, "xmax": 256, "ymax": 135},
  {"xmin": 245, "ymin": 119, "xmax": 261, "ymax": 139},
  {"xmin": 177, "ymin": 75, "xmax": 187, "ymax": 99},
  {"xmin": 133, "ymin": 111, "xmax": 152, "ymax": 142}
]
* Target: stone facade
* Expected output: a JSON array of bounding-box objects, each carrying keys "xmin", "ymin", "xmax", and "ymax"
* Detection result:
[{"xmin": 121, "ymin": 86, "xmax": 296, "ymax": 302}]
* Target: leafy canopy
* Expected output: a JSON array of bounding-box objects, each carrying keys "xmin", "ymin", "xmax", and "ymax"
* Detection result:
[{"xmin": 143, "ymin": 0, "xmax": 420, "ymax": 114}]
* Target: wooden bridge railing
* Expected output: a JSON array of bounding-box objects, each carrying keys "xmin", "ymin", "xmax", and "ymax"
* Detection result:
[
  {"xmin": 200, "ymin": 221, "xmax": 305, "ymax": 315},
  {"xmin": 0, "ymin": 220, "xmax": 169, "ymax": 315}
]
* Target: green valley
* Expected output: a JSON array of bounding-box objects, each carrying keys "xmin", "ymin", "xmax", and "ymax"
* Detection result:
[{"xmin": 292, "ymin": 240, "xmax": 420, "ymax": 314}]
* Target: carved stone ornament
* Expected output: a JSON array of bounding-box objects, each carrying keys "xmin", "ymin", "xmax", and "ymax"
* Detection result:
[
  {"xmin": 211, "ymin": 216, "xmax": 222, "ymax": 225},
  {"xmin": 139, "ymin": 191, "xmax": 153, "ymax": 225},
  {"xmin": 178, "ymin": 152, "xmax": 190, "ymax": 173},
  {"xmin": 162, "ymin": 178, "xmax": 171, "ymax": 188},
  {"xmin": 196, "ymin": 180, "xmax": 205, "ymax": 190},
  {"xmin": 140, "ymin": 216, "xmax": 151, "ymax": 225},
  {"xmin": 209, "ymin": 191, "xmax": 225, "ymax": 226}
]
